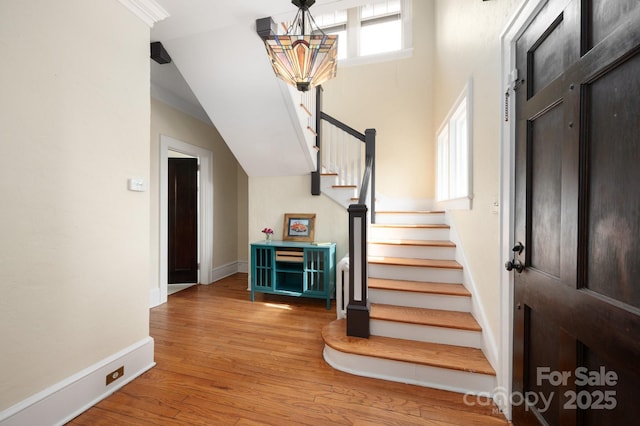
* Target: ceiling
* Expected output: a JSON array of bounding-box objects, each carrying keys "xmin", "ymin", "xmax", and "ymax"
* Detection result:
[{"xmin": 149, "ymin": 0, "xmax": 361, "ymax": 177}]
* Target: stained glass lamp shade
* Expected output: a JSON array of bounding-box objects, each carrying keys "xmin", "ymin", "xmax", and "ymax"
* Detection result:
[{"xmin": 263, "ymin": 0, "xmax": 338, "ymax": 92}]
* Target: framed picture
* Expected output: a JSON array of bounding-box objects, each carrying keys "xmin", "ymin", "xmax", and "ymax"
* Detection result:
[{"xmin": 283, "ymin": 213, "xmax": 316, "ymax": 242}]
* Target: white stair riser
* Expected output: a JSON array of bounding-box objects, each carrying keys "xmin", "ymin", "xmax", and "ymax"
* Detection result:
[
  {"xmin": 319, "ymin": 181, "xmax": 357, "ymax": 210},
  {"xmin": 368, "ymin": 243, "xmax": 455, "ymax": 260},
  {"xmin": 324, "ymin": 346, "xmax": 496, "ymax": 396},
  {"xmin": 370, "ymin": 320, "xmax": 482, "ymax": 348},
  {"xmin": 369, "ymin": 264, "xmax": 463, "ymax": 284},
  {"xmin": 369, "ymin": 288, "xmax": 471, "ymax": 312},
  {"xmin": 375, "ymin": 213, "xmax": 445, "ymax": 225},
  {"xmin": 370, "ymin": 227, "xmax": 450, "ymax": 241}
]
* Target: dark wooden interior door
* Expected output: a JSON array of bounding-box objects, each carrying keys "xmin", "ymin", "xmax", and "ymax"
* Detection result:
[
  {"xmin": 168, "ymin": 157, "xmax": 198, "ymax": 284},
  {"xmin": 512, "ymin": 0, "xmax": 640, "ymax": 424}
]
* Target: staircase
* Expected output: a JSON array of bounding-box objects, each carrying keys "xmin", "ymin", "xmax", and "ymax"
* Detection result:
[{"xmin": 322, "ymin": 210, "xmax": 496, "ymax": 395}]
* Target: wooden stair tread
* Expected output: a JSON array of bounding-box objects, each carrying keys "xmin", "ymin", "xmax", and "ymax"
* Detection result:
[
  {"xmin": 370, "ymin": 303, "xmax": 481, "ymax": 331},
  {"xmin": 322, "ymin": 319, "xmax": 495, "ymax": 376},
  {"xmin": 368, "ymin": 278, "xmax": 471, "ymax": 297},
  {"xmin": 333, "ymin": 184, "xmax": 357, "ymax": 189},
  {"xmin": 369, "ymin": 256, "xmax": 462, "ymax": 269},
  {"xmin": 369, "ymin": 239, "xmax": 456, "ymax": 248},
  {"xmin": 371, "ymin": 223, "xmax": 449, "ymax": 229}
]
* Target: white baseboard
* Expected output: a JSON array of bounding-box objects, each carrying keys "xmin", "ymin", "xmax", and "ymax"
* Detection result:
[
  {"xmin": 0, "ymin": 337, "xmax": 155, "ymax": 426},
  {"xmin": 444, "ymin": 212, "xmax": 499, "ymax": 373},
  {"xmin": 210, "ymin": 261, "xmax": 247, "ymax": 283},
  {"xmin": 236, "ymin": 261, "xmax": 248, "ymax": 274}
]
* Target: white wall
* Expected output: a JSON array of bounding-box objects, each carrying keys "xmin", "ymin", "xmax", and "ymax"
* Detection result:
[{"xmin": 0, "ymin": 0, "xmax": 151, "ymax": 410}]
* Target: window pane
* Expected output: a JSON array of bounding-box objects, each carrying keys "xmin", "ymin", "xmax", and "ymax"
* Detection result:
[
  {"xmin": 437, "ymin": 128, "xmax": 450, "ymax": 201},
  {"xmin": 436, "ymin": 86, "xmax": 471, "ymax": 205},
  {"xmin": 313, "ymin": 9, "xmax": 347, "ymax": 27},
  {"xmin": 315, "ymin": 10, "xmax": 348, "ymax": 60},
  {"xmin": 360, "ymin": 19, "xmax": 401, "ymax": 56},
  {"xmin": 362, "ymin": 0, "xmax": 401, "ymax": 20},
  {"xmin": 450, "ymin": 100, "xmax": 468, "ymax": 198}
]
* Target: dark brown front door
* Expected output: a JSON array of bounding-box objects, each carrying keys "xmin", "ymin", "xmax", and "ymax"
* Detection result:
[
  {"xmin": 168, "ymin": 157, "xmax": 198, "ymax": 284},
  {"xmin": 512, "ymin": 0, "xmax": 640, "ymax": 424}
]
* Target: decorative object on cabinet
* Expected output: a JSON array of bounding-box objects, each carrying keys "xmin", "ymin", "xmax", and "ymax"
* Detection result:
[
  {"xmin": 283, "ymin": 213, "xmax": 315, "ymax": 242},
  {"xmin": 262, "ymin": 227, "xmax": 274, "ymax": 241},
  {"xmin": 250, "ymin": 240, "xmax": 336, "ymax": 309}
]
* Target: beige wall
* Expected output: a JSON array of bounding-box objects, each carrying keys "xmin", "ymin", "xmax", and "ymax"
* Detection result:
[
  {"xmin": 248, "ymin": 176, "xmax": 349, "ymax": 262},
  {"xmin": 150, "ymin": 98, "xmax": 247, "ymax": 287},
  {"xmin": 434, "ymin": 0, "xmax": 522, "ymax": 342},
  {"xmin": 268, "ymin": 0, "xmax": 522, "ymax": 352},
  {"xmin": 245, "ymin": 0, "xmax": 437, "ymax": 291},
  {"xmin": 322, "ymin": 0, "xmax": 437, "ymax": 202},
  {"xmin": 0, "ymin": 0, "xmax": 150, "ymax": 409}
]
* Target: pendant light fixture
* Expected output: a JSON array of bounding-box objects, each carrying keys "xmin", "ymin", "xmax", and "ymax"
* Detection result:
[{"xmin": 261, "ymin": 0, "xmax": 338, "ymax": 92}]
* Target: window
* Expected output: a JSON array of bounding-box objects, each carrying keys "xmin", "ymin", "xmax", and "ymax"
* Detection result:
[
  {"xmin": 360, "ymin": 0, "xmax": 402, "ymax": 56},
  {"xmin": 436, "ymin": 81, "xmax": 473, "ymax": 209},
  {"xmin": 313, "ymin": 0, "xmax": 411, "ymax": 63},
  {"xmin": 312, "ymin": 10, "xmax": 348, "ymax": 60}
]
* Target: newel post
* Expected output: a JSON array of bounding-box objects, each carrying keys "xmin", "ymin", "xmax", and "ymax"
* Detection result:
[
  {"xmin": 311, "ymin": 85, "xmax": 323, "ymax": 196},
  {"xmin": 346, "ymin": 203, "xmax": 369, "ymax": 338}
]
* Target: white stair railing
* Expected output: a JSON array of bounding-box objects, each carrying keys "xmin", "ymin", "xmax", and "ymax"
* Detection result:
[{"xmin": 321, "ymin": 120, "xmax": 364, "ymax": 187}]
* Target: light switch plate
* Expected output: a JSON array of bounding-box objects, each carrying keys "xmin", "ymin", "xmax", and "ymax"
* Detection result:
[{"xmin": 128, "ymin": 178, "xmax": 146, "ymax": 192}]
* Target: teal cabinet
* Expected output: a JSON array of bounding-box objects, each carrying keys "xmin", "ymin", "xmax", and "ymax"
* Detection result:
[{"xmin": 250, "ymin": 241, "xmax": 336, "ymax": 309}]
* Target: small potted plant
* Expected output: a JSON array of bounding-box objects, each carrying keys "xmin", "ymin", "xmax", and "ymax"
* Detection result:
[{"xmin": 262, "ymin": 227, "xmax": 274, "ymax": 241}]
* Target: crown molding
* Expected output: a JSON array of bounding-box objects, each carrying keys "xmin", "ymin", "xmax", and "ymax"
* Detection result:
[{"xmin": 118, "ymin": 0, "xmax": 169, "ymax": 27}]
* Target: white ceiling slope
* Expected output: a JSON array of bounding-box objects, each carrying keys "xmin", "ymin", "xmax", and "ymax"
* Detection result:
[{"xmin": 150, "ymin": 0, "xmax": 340, "ymax": 177}]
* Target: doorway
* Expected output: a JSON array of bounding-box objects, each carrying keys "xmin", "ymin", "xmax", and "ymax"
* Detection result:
[
  {"xmin": 505, "ymin": 0, "xmax": 640, "ymax": 423},
  {"xmin": 168, "ymin": 153, "xmax": 198, "ymax": 294},
  {"xmin": 159, "ymin": 135, "xmax": 213, "ymax": 304}
]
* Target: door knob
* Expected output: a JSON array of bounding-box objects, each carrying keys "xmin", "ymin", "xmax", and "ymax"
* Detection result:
[
  {"xmin": 505, "ymin": 242, "xmax": 525, "ymax": 273},
  {"xmin": 505, "ymin": 259, "xmax": 524, "ymax": 273}
]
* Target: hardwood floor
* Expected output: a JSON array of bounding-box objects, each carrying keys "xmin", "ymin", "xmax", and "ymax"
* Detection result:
[{"xmin": 68, "ymin": 274, "xmax": 508, "ymax": 425}]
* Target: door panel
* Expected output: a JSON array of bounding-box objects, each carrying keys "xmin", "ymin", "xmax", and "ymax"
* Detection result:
[
  {"xmin": 530, "ymin": 14, "xmax": 566, "ymax": 97},
  {"xmin": 168, "ymin": 158, "xmax": 198, "ymax": 284},
  {"xmin": 529, "ymin": 104, "xmax": 563, "ymax": 277},
  {"xmin": 590, "ymin": 0, "xmax": 639, "ymax": 47},
  {"xmin": 512, "ymin": 0, "xmax": 640, "ymax": 424},
  {"xmin": 586, "ymin": 53, "xmax": 640, "ymax": 308}
]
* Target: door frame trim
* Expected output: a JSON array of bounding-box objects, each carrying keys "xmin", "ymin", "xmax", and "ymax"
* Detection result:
[
  {"xmin": 159, "ymin": 134, "xmax": 214, "ymax": 305},
  {"xmin": 499, "ymin": 0, "xmax": 548, "ymax": 419}
]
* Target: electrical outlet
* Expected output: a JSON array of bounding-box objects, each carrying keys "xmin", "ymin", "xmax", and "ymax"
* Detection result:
[{"xmin": 106, "ymin": 366, "xmax": 124, "ymax": 386}]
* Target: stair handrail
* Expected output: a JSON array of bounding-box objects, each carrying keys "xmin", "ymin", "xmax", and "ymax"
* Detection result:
[
  {"xmin": 319, "ymin": 112, "xmax": 366, "ymax": 142},
  {"xmin": 311, "ymin": 86, "xmax": 375, "ymax": 338}
]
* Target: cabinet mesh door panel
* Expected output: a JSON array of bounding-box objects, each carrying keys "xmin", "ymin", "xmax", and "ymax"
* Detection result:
[
  {"xmin": 254, "ymin": 247, "xmax": 273, "ymax": 290},
  {"xmin": 305, "ymin": 250, "xmax": 325, "ymax": 293}
]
